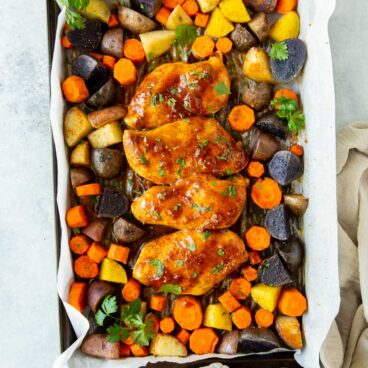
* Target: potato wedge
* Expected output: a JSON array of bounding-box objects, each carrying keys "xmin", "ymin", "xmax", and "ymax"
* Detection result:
[
  {"xmin": 150, "ymin": 334, "xmax": 188, "ymax": 357},
  {"xmin": 139, "ymin": 30, "xmax": 176, "ymax": 59},
  {"xmin": 243, "ymin": 47, "xmax": 275, "ymax": 84},
  {"xmin": 70, "ymin": 141, "xmax": 91, "ymax": 167},
  {"xmin": 198, "ymin": 0, "xmax": 220, "ymax": 13},
  {"xmin": 118, "ymin": 6, "xmax": 157, "ymax": 35},
  {"xmin": 269, "ymin": 11, "xmax": 300, "ymax": 42},
  {"xmin": 88, "ymin": 121, "xmax": 123, "ymax": 148},
  {"xmin": 219, "ymin": 0, "xmax": 251, "ymax": 23},
  {"xmin": 80, "ymin": 0, "xmax": 111, "ymax": 23},
  {"xmin": 204, "ymin": 303, "xmax": 232, "ymax": 331},
  {"xmin": 166, "ymin": 5, "xmax": 193, "ymax": 30},
  {"xmin": 251, "ymin": 283, "xmax": 282, "ymax": 312},
  {"xmin": 81, "ymin": 334, "xmax": 120, "ymax": 359},
  {"xmin": 275, "ymin": 316, "xmax": 303, "ymax": 349},
  {"xmin": 100, "ymin": 258, "xmax": 128, "ymax": 284},
  {"xmin": 206, "ymin": 7, "xmax": 234, "ymax": 38},
  {"xmin": 64, "ymin": 107, "xmax": 93, "ymax": 147}
]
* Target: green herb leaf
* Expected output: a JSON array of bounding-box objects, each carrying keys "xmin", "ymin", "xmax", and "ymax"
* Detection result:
[
  {"xmin": 203, "ymin": 231, "xmax": 212, "ymax": 240},
  {"xmin": 73, "ymin": 228, "xmax": 81, "ymax": 235},
  {"xmin": 175, "ymin": 25, "xmax": 198, "ymax": 47},
  {"xmin": 154, "ymin": 137, "xmax": 161, "ymax": 142},
  {"xmin": 192, "ymin": 203, "xmax": 213, "ymax": 212},
  {"xmin": 122, "ymin": 299, "xmax": 142, "ymax": 320},
  {"xmin": 269, "ymin": 41, "xmax": 289, "ymax": 61},
  {"xmin": 271, "ymin": 97, "xmax": 305, "ymax": 132},
  {"xmin": 106, "ymin": 324, "xmax": 123, "ymax": 343},
  {"xmin": 217, "ymin": 155, "xmax": 228, "ymax": 161},
  {"xmin": 59, "ymin": 0, "xmax": 89, "ymax": 30},
  {"xmin": 217, "ymin": 249, "xmax": 225, "ymax": 256},
  {"xmin": 151, "ymin": 93, "xmax": 164, "ymax": 107},
  {"xmin": 199, "ymin": 139, "xmax": 210, "ymax": 148},
  {"xmin": 101, "ymin": 295, "xmax": 118, "ymax": 315},
  {"xmin": 221, "ymin": 185, "xmax": 236, "ymax": 198},
  {"xmin": 95, "ymin": 310, "xmax": 107, "ymax": 326},
  {"xmin": 170, "ymin": 87, "xmax": 179, "ymax": 95},
  {"xmin": 187, "ymin": 243, "xmax": 197, "ymax": 251},
  {"xmin": 160, "ymin": 284, "xmax": 183, "ymax": 294},
  {"xmin": 176, "ymin": 259, "xmax": 184, "ymax": 267},
  {"xmin": 138, "ymin": 154, "xmax": 148, "ymax": 165},
  {"xmin": 191, "ymin": 271, "xmax": 197, "ymax": 278},
  {"xmin": 158, "ymin": 168, "xmax": 166, "ymax": 177},
  {"xmin": 177, "ymin": 157, "xmax": 185, "ymax": 168},
  {"xmin": 214, "ymin": 81, "xmax": 230, "ymax": 96},
  {"xmin": 288, "ymin": 110, "xmax": 306, "ymax": 132},
  {"xmin": 167, "ymin": 98, "xmax": 176, "ymax": 107},
  {"xmin": 158, "ymin": 192, "xmax": 166, "ymax": 200},
  {"xmin": 150, "ymin": 259, "xmax": 164, "ymax": 276}
]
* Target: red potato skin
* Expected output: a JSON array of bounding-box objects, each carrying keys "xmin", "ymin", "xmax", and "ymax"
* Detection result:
[
  {"xmin": 81, "ymin": 334, "xmax": 120, "ymax": 359},
  {"xmin": 82, "ymin": 219, "xmax": 109, "ymax": 242},
  {"xmin": 87, "ymin": 280, "xmax": 116, "ymax": 313}
]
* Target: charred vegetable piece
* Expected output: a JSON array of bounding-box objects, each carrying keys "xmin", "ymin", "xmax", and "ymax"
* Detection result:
[
  {"xmin": 217, "ymin": 330, "xmax": 239, "ymax": 355},
  {"xmin": 244, "ymin": 0, "xmax": 277, "ymax": 12},
  {"xmin": 91, "ymin": 148, "xmax": 123, "ymax": 179},
  {"xmin": 70, "ymin": 167, "xmax": 93, "ymax": 188},
  {"xmin": 275, "ymin": 238, "xmax": 304, "ymax": 273},
  {"xmin": 259, "ymin": 253, "xmax": 292, "ymax": 286},
  {"xmin": 230, "ymin": 24, "xmax": 258, "ymax": 53},
  {"xmin": 238, "ymin": 328, "xmax": 281, "ymax": 353},
  {"xmin": 86, "ymin": 78, "xmax": 117, "ymax": 108},
  {"xmin": 100, "ymin": 29, "xmax": 125, "ymax": 59},
  {"xmin": 252, "ymin": 130, "xmax": 280, "ymax": 161},
  {"xmin": 268, "ymin": 151, "xmax": 304, "ymax": 186},
  {"xmin": 248, "ymin": 12, "xmax": 269, "ymax": 42},
  {"xmin": 118, "ymin": 6, "xmax": 157, "ymax": 35},
  {"xmin": 81, "ymin": 334, "xmax": 120, "ymax": 359},
  {"xmin": 113, "ymin": 217, "xmax": 145, "ymax": 243},
  {"xmin": 242, "ymin": 81, "xmax": 272, "ymax": 111},
  {"xmin": 132, "ymin": 0, "xmax": 162, "ymax": 18},
  {"xmin": 66, "ymin": 20, "xmax": 102, "ymax": 53},
  {"xmin": 284, "ymin": 193, "xmax": 309, "ymax": 216},
  {"xmin": 275, "ymin": 316, "xmax": 303, "ymax": 349},
  {"xmin": 82, "ymin": 219, "xmax": 109, "ymax": 242},
  {"xmin": 264, "ymin": 205, "xmax": 291, "ymax": 241},
  {"xmin": 98, "ymin": 187, "xmax": 129, "ymax": 218},
  {"xmin": 255, "ymin": 113, "xmax": 287, "ymax": 139},
  {"xmin": 87, "ymin": 280, "xmax": 116, "ymax": 313},
  {"xmin": 270, "ymin": 39, "xmax": 307, "ymax": 83}
]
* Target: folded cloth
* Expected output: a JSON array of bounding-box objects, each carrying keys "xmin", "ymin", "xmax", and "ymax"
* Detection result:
[{"xmin": 321, "ymin": 122, "xmax": 368, "ymax": 368}]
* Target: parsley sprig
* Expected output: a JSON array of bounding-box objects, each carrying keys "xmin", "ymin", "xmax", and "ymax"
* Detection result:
[
  {"xmin": 175, "ymin": 25, "xmax": 198, "ymax": 47},
  {"xmin": 268, "ymin": 41, "xmax": 289, "ymax": 61},
  {"xmin": 59, "ymin": 0, "xmax": 89, "ymax": 30},
  {"xmin": 271, "ymin": 97, "xmax": 306, "ymax": 132}
]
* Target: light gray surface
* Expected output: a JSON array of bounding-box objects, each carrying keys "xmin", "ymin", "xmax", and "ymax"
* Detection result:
[{"xmin": 0, "ymin": 0, "xmax": 367, "ymax": 367}]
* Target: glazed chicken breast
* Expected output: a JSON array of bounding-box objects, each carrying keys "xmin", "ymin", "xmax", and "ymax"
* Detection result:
[
  {"xmin": 124, "ymin": 53, "xmax": 230, "ymax": 129},
  {"xmin": 131, "ymin": 175, "xmax": 248, "ymax": 230},
  {"xmin": 133, "ymin": 229, "xmax": 248, "ymax": 295},
  {"xmin": 123, "ymin": 117, "xmax": 248, "ymax": 184}
]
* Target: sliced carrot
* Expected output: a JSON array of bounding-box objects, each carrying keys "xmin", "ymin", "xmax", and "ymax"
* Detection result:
[
  {"xmin": 160, "ymin": 316, "xmax": 176, "ymax": 334},
  {"xmin": 120, "ymin": 343, "xmax": 131, "ymax": 357},
  {"xmin": 89, "ymin": 51, "xmax": 103, "ymax": 60},
  {"xmin": 66, "ymin": 205, "xmax": 89, "ymax": 228},
  {"xmin": 245, "ymin": 226, "xmax": 271, "ymax": 251},
  {"xmin": 247, "ymin": 161, "xmax": 265, "ymax": 178},
  {"xmin": 232, "ymin": 306, "xmax": 252, "ymax": 329},
  {"xmin": 173, "ymin": 296, "xmax": 203, "ymax": 330},
  {"xmin": 150, "ymin": 295, "xmax": 167, "ymax": 312},
  {"xmin": 255, "ymin": 308, "xmax": 275, "ymax": 327},
  {"xmin": 61, "ymin": 35, "xmax": 73, "ymax": 49},
  {"xmin": 61, "ymin": 76, "xmax": 89, "ymax": 103},
  {"xmin": 251, "ymin": 177, "xmax": 282, "ymax": 209},
  {"xmin": 155, "ymin": 7, "xmax": 171, "ymax": 25},
  {"xmin": 113, "ymin": 58, "xmax": 137, "ymax": 86},
  {"xmin": 191, "ymin": 35, "xmax": 215, "ymax": 59},
  {"xmin": 215, "ymin": 37, "xmax": 233, "ymax": 54},
  {"xmin": 194, "ymin": 12, "xmax": 209, "ymax": 28},
  {"xmin": 108, "ymin": 14, "xmax": 119, "ymax": 28},
  {"xmin": 290, "ymin": 144, "xmax": 304, "ymax": 156},
  {"xmin": 176, "ymin": 329, "xmax": 191, "ymax": 345},
  {"xmin": 122, "ymin": 278, "xmax": 141, "ymax": 302},
  {"xmin": 162, "ymin": 0, "xmax": 185, "ymax": 9},
  {"xmin": 228, "ymin": 105, "xmax": 256, "ymax": 131},
  {"xmin": 124, "ymin": 39, "xmax": 146, "ymax": 63},
  {"xmin": 76, "ymin": 183, "xmax": 102, "ymax": 197},
  {"xmin": 102, "ymin": 55, "xmax": 116, "ymax": 70},
  {"xmin": 277, "ymin": 288, "xmax": 308, "ymax": 317},
  {"xmin": 276, "ymin": 0, "xmax": 298, "ymax": 14},
  {"xmin": 146, "ymin": 314, "xmax": 160, "ymax": 334},
  {"xmin": 218, "ymin": 291, "xmax": 241, "ymax": 313},
  {"xmin": 122, "ymin": 334, "xmax": 135, "ymax": 346},
  {"xmin": 131, "ymin": 343, "xmax": 149, "ymax": 357},
  {"xmin": 108, "ymin": 243, "xmax": 130, "ymax": 264},
  {"xmin": 74, "ymin": 255, "xmax": 99, "ymax": 279},
  {"xmin": 242, "ymin": 265, "xmax": 258, "ymax": 282},
  {"xmin": 229, "ymin": 277, "xmax": 251, "ymax": 300},
  {"xmin": 69, "ymin": 234, "xmax": 91, "ymax": 255},
  {"xmin": 69, "ymin": 281, "xmax": 88, "ymax": 312},
  {"xmin": 182, "ymin": 0, "xmax": 199, "ymax": 16},
  {"xmin": 249, "ymin": 251, "xmax": 263, "ymax": 265},
  {"xmin": 273, "ymin": 88, "xmax": 298, "ymax": 109},
  {"xmin": 189, "ymin": 328, "xmax": 219, "ymax": 354},
  {"xmin": 87, "ymin": 242, "xmax": 108, "ymax": 264}
]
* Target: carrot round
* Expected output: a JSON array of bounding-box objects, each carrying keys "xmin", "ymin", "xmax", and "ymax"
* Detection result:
[
  {"xmin": 150, "ymin": 295, "xmax": 167, "ymax": 312},
  {"xmin": 122, "ymin": 278, "xmax": 141, "ymax": 302},
  {"xmin": 69, "ymin": 281, "xmax": 88, "ymax": 311},
  {"xmin": 102, "ymin": 55, "xmax": 116, "ymax": 70},
  {"xmin": 89, "ymin": 51, "xmax": 103, "ymax": 60},
  {"xmin": 74, "ymin": 255, "xmax": 99, "ymax": 279},
  {"xmin": 108, "ymin": 14, "xmax": 119, "ymax": 28},
  {"xmin": 107, "ymin": 244, "xmax": 130, "ymax": 264},
  {"xmin": 255, "ymin": 308, "xmax": 275, "ymax": 327},
  {"xmin": 273, "ymin": 88, "xmax": 298, "ymax": 110},
  {"xmin": 87, "ymin": 242, "xmax": 107, "ymax": 264},
  {"xmin": 290, "ymin": 144, "xmax": 304, "ymax": 156},
  {"xmin": 61, "ymin": 76, "xmax": 89, "ymax": 103},
  {"xmin": 247, "ymin": 161, "xmax": 265, "ymax": 178},
  {"xmin": 61, "ymin": 35, "xmax": 73, "ymax": 49},
  {"xmin": 130, "ymin": 343, "xmax": 149, "ymax": 357},
  {"xmin": 245, "ymin": 226, "xmax": 271, "ymax": 251},
  {"xmin": 163, "ymin": 0, "xmax": 185, "ymax": 9},
  {"xmin": 76, "ymin": 183, "xmax": 102, "ymax": 197},
  {"xmin": 216, "ymin": 37, "xmax": 233, "ymax": 54},
  {"xmin": 191, "ymin": 36, "xmax": 215, "ymax": 59},
  {"xmin": 173, "ymin": 296, "xmax": 203, "ymax": 330},
  {"xmin": 249, "ymin": 251, "xmax": 263, "ymax": 265},
  {"xmin": 66, "ymin": 205, "xmax": 89, "ymax": 228},
  {"xmin": 182, "ymin": 0, "xmax": 199, "ymax": 16},
  {"xmin": 155, "ymin": 7, "xmax": 171, "ymax": 25},
  {"xmin": 69, "ymin": 234, "xmax": 91, "ymax": 255},
  {"xmin": 251, "ymin": 178, "xmax": 282, "ymax": 209},
  {"xmin": 218, "ymin": 291, "xmax": 241, "ymax": 313},
  {"xmin": 176, "ymin": 329, "xmax": 191, "ymax": 345},
  {"xmin": 124, "ymin": 39, "xmax": 146, "ymax": 64},
  {"xmin": 242, "ymin": 265, "xmax": 258, "ymax": 282},
  {"xmin": 146, "ymin": 314, "xmax": 160, "ymax": 334},
  {"xmin": 278, "ymin": 288, "xmax": 307, "ymax": 317},
  {"xmin": 160, "ymin": 316, "xmax": 176, "ymax": 334},
  {"xmin": 229, "ymin": 277, "xmax": 251, "ymax": 300},
  {"xmin": 228, "ymin": 105, "xmax": 255, "ymax": 131},
  {"xmin": 194, "ymin": 12, "xmax": 209, "ymax": 28},
  {"xmin": 232, "ymin": 306, "xmax": 252, "ymax": 329},
  {"xmin": 113, "ymin": 58, "xmax": 137, "ymax": 86},
  {"xmin": 189, "ymin": 328, "xmax": 219, "ymax": 354},
  {"xmin": 276, "ymin": 0, "xmax": 298, "ymax": 14}
]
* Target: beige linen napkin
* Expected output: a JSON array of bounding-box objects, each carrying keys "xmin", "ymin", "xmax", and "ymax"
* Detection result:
[{"xmin": 321, "ymin": 122, "xmax": 368, "ymax": 368}]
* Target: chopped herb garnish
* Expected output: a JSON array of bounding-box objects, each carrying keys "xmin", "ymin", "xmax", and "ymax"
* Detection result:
[
  {"xmin": 199, "ymin": 139, "xmax": 210, "ymax": 148},
  {"xmin": 217, "ymin": 249, "xmax": 225, "ymax": 256},
  {"xmin": 226, "ymin": 169, "xmax": 232, "ymax": 176},
  {"xmin": 177, "ymin": 157, "xmax": 185, "ymax": 168},
  {"xmin": 73, "ymin": 228, "xmax": 81, "ymax": 235},
  {"xmin": 140, "ymin": 3, "xmax": 145, "ymax": 9},
  {"xmin": 160, "ymin": 284, "xmax": 182, "ymax": 295},
  {"xmin": 214, "ymin": 81, "xmax": 230, "ymax": 96},
  {"xmin": 154, "ymin": 137, "xmax": 161, "ymax": 143},
  {"xmin": 190, "ymin": 70, "xmax": 209, "ymax": 79},
  {"xmin": 175, "ymin": 25, "xmax": 198, "ymax": 47},
  {"xmin": 176, "ymin": 260, "xmax": 184, "ymax": 267},
  {"xmin": 158, "ymin": 192, "xmax": 166, "ymax": 200},
  {"xmin": 211, "ymin": 264, "xmax": 224, "ymax": 274},
  {"xmin": 59, "ymin": 0, "xmax": 89, "ymax": 30},
  {"xmin": 217, "ymin": 155, "xmax": 228, "ymax": 161},
  {"xmin": 222, "ymin": 185, "xmax": 236, "ymax": 198},
  {"xmin": 269, "ymin": 41, "xmax": 289, "ymax": 61},
  {"xmin": 150, "ymin": 259, "xmax": 164, "ymax": 276},
  {"xmin": 167, "ymin": 98, "xmax": 176, "ymax": 107},
  {"xmin": 139, "ymin": 154, "xmax": 148, "ymax": 165},
  {"xmin": 158, "ymin": 168, "xmax": 166, "ymax": 177},
  {"xmin": 183, "ymin": 100, "xmax": 191, "ymax": 111},
  {"xmin": 174, "ymin": 203, "xmax": 182, "ymax": 211},
  {"xmin": 170, "ymin": 87, "xmax": 179, "ymax": 95},
  {"xmin": 147, "ymin": 52, "xmax": 155, "ymax": 62},
  {"xmin": 150, "ymin": 93, "xmax": 164, "ymax": 107},
  {"xmin": 152, "ymin": 211, "xmax": 161, "ymax": 220},
  {"xmin": 192, "ymin": 203, "xmax": 213, "ymax": 212},
  {"xmin": 214, "ymin": 136, "xmax": 227, "ymax": 144},
  {"xmin": 187, "ymin": 243, "xmax": 197, "ymax": 251},
  {"xmin": 191, "ymin": 272, "xmax": 197, "ymax": 278},
  {"xmin": 182, "ymin": 118, "xmax": 191, "ymax": 123},
  {"xmin": 203, "ymin": 231, "xmax": 212, "ymax": 240},
  {"xmin": 270, "ymin": 97, "xmax": 305, "ymax": 132},
  {"xmin": 127, "ymin": 178, "xmax": 134, "ymax": 186}
]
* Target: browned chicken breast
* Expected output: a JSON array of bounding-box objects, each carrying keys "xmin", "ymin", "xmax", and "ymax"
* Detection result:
[
  {"xmin": 133, "ymin": 229, "xmax": 248, "ymax": 295},
  {"xmin": 123, "ymin": 117, "xmax": 248, "ymax": 184},
  {"xmin": 131, "ymin": 175, "xmax": 248, "ymax": 230},
  {"xmin": 124, "ymin": 54, "xmax": 230, "ymax": 129}
]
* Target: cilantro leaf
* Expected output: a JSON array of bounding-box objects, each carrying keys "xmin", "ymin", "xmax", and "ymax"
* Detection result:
[
  {"xmin": 271, "ymin": 97, "xmax": 305, "ymax": 132},
  {"xmin": 214, "ymin": 81, "xmax": 230, "ymax": 96},
  {"xmin": 101, "ymin": 295, "xmax": 118, "ymax": 315},
  {"xmin": 95, "ymin": 310, "xmax": 106, "ymax": 326},
  {"xmin": 288, "ymin": 110, "xmax": 305, "ymax": 132},
  {"xmin": 175, "ymin": 25, "xmax": 198, "ymax": 47},
  {"xmin": 269, "ymin": 41, "xmax": 289, "ymax": 61},
  {"xmin": 187, "ymin": 243, "xmax": 197, "ymax": 251},
  {"xmin": 59, "ymin": 0, "xmax": 89, "ymax": 30},
  {"xmin": 106, "ymin": 324, "xmax": 123, "ymax": 343},
  {"xmin": 203, "ymin": 231, "xmax": 212, "ymax": 240},
  {"xmin": 160, "ymin": 283, "xmax": 183, "ymax": 294}
]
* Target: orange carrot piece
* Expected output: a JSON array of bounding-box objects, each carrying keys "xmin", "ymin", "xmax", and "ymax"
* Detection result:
[
  {"xmin": 74, "ymin": 255, "xmax": 99, "ymax": 279},
  {"xmin": 215, "ymin": 37, "xmax": 233, "ymax": 54},
  {"xmin": 173, "ymin": 296, "xmax": 203, "ymax": 330},
  {"xmin": 191, "ymin": 35, "xmax": 215, "ymax": 59},
  {"xmin": 69, "ymin": 234, "xmax": 91, "ymax": 255},
  {"xmin": 76, "ymin": 183, "xmax": 102, "ymax": 197},
  {"xmin": 249, "ymin": 251, "xmax": 262, "ymax": 265},
  {"xmin": 150, "ymin": 295, "xmax": 167, "ymax": 312},
  {"xmin": 130, "ymin": 344, "xmax": 149, "ymax": 357},
  {"xmin": 229, "ymin": 277, "xmax": 251, "ymax": 300},
  {"xmin": 61, "ymin": 35, "xmax": 73, "ymax": 48},
  {"xmin": 247, "ymin": 161, "xmax": 265, "ymax": 178},
  {"xmin": 228, "ymin": 105, "xmax": 256, "ymax": 131},
  {"xmin": 122, "ymin": 278, "xmax": 142, "ymax": 302},
  {"xmin": 61, "ymin": 76, "xmax": 89, "ymax": 103},
  {"xmin": 194, "ymin": 12, "xmax": 209, "ymax": 28},
  {"xmin": 255, "ymin": 308, "xmax": 275, "ymax": 327},
  {"xmin": 245, "ymin": 226, "xmax": 271, "ymax": 251},
  {"xmin": 66, "ymin": 205, "xmax": 89, "ymax": 228},
  {"xmin": 162, "ymin": 0, "xmax": 185, "ymax": 9},
  {"xmin": 251, "ymin": 177, "xmax": 282, "ymax": 209},
  {"xmin": 124, "ymin": 39, "xmax": 146, "ymax": 63},
  {"xmin": 160, "ymin": 316, "xmax": 176, "ymax": 334},
  {"xmin": 277, "ymin": 288, "xmax": 308, "ymax": 317},
  {"xmin": 290, "ymin": 144, "xmax": 304, "ymax": 156},
  {"xmin": 242, "ymin": 265, "xmax": 258, "ymax": 282},
  {"xmin": 155, "ymin": 7, "xmax": 171, "ymax": 25},
  {"xmin": 182, "ymin": 0, "xmax": 199, "ymax": 16},
  {"xmin": 120, "ymin": 343, "xmax": 131, "ymax": 357},
  {"xmin": 69, "ymin": 281, "xmax": 88, "ymax": 311},
  {"xmin": 232, "ymin": 306, "xmax": 252, "ymax": 329},
  {"xmin": 89, "ymin": 51, "xmax": 103, "ymax": 60},
  {"xmin": 63, "ymin": 24, "xmax": 70, "ymax": 33},
  {"xmin": 146, "ymin": 314, "xmax": 160, "ymax": 334},
  {"xmin": 108, "ymin": 243, "xmax": 130, "ymax": 264},
  {"xmin": 108, "ymin": 14, "xmax": 119, "ymax": 28},
  {"xmin": 102, "ymin": 55, "xmax": 116, "ymax": 70},
  {"xmin": 274, "ymin": 88, "xmax": 298, "ymax": 109},
  {"xmin": 189, "ymin": 328, "xmax": 219, "ymax": 354},
  {"xmin": 122, "ymin": 334, "xmax": 135, "ymax": 346},
  {"xmin": 87, "ymin": 242, "xmax": 108, "ymax": 264},
  {"xmin": 276, "ymin": 0, "xmax": 298, "ymax": 14},
  {"xmin": 176, "ymin": 329, "xmax": 191, "ymax": 345},
  {"xmin": 218, "ymin": 291, "xmax": 241, "ymax": 313},
  {"xmin": 113, "ymin": 58, "xmax": 137, "ymax": 85}
]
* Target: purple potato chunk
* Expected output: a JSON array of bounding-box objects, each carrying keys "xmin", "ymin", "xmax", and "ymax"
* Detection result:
[
  {"xmin": 248, "ymin": 12, "xmax": 269, "ymax": 42},
  {"xmin": 276, "ymin": 238, "xmax": 304, "ymax": 273},
  {"xmin": 244, "ymin": 0, "xmax": 277, "ymax": 12},
  {"xmin": 98, "ymin": 187, "xmax": 129, "ymax": 218},
  {"xmin": 100, "ymin": 29, "xmax": 124, "ymax": 59},
  {"xmin": 132, "ymin": 0, "xmax": 162, "ymax": 18},
  {"xmin": 258, "ymin": 253, "xmax": 293, "ymax": 286},
  {"xmin": 239, "ymin": 328, "xmax": 281, "ymax": 353},
  {"xmin": 113, "ymin": 217, "xmax": 145, "ymax": 243},
  {"xmin": 255, "ymin": 113, "xmax": 287, "ymax": 139},
  {"xmin": 252, "ymin": 130, "xmax": 280, "ymax": 161},
  {"xmin": 264, "ymin": 205, "xmax": 291, "ymax": 241},
  {"xmin": 86, "ymin": 78, "xmax": 117, "ymax": 108},
  {"xmin": 66, "ymin": 20, "xmax": 102, "ymax": 53},
  {"xmin": 242, "ymin": 81, "xmax": 272, "ymax": 110}
]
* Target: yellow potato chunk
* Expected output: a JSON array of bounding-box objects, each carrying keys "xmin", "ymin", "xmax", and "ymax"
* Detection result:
[
  {"xmin": 198, "ymin": 0, "xmax": 220, "ymax": 13},
  {"xmin": 88, "ymin": 121, "xmax": 123, "ymax": 148},
  {"xmin": 206, "ymin": 7, "xmax": 234, "ymax": 38},
  {"xmin": 64, "ymin": 107, "xmax": 93, "ymax": 148},
  {"xmin": 219, "ymin": 0, "xmax": 251, "ymax": 23},
  {"xmin": 269, "ymin": 11, "xmax": 300, "ymax": 42},
  {"xmin": 100, "ymin": 258, "xmax": 128, "ymax": 284},
  {"xmin": 140, "ymin": 30, "xmax": 176, "ymax": 59},
  {"xmin": 204, "ymin": 303, "xmax": 232, "ymax": 331},
  {"xmin": 243, "ymin": 47, "xmax": 275, "ymax": 84},
  {"xmin": 166, "ymin": 5, "xmax": 193, "ymax": 30},
  {"xmin": 70, "ymin": 141, "xmax": 91, "ymax": 167},
  {"xmin": 251, "ymin": 283, "xmax": 282, "ymax": 312},
  {"xmin": 80, "ymin": 0, "xmax": 111, "ymax": 23}
]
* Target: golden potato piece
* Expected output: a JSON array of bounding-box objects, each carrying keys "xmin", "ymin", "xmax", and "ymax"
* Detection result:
[
  {"xmin": 64, "ymin": 107, "xmax": 93, "ymax": 148},
  {"xmin": 70, "ymin": 141, "xmax": 91, "ymax": 167}
]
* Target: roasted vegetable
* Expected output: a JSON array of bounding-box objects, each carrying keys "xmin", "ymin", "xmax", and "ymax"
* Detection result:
[
  {"xmin": 276, "ymin": 238, "xmax": 304, "ymax": 273},
  {"xmin": 230, "ymin": 24, "xmax": 258, "ymax": 53},
  {"xmin": 269, "ymin": 11, "xmax": 300, "ymax": 42},
  {"xmin": 204, "ymin": 303, "xmax": 232, "ymax": 331},
  {"xmin": 82, "ymin": 219, "xmax": 109, "ymax": 242},
  {"xmin": 238, "ymin": 328, "xmax": 281, "ymax": 353},
  {"xmin": 86, "ymin": 78, "xmax": 117, "ymax": 108},
  {"xmin": 70, "ymin": 141, "xmax": 91, "ymax": 167},
  {"xmin": 284, "ymin": 193, "xmax": 309, "ymax": 216},
  {"xmin": 88, "ymin": 121, "xmax": 124, "ymax": 149},
  {"xmin": 100, "ymin": 29, "xmax": 125, "ymax": 59},
  {"xmin": 91, "ymin": 148, "xmax": 123, "ymax": 179},
  {"xmin": 99, "ymin": 258, "xmax": 128, "ymax": 284},
  {"xmin": 113, "ymin": 217, "xmax": 145, "ymax": 243},
  {"xmin": 150, "ymin": 334, "xmax": 188, "ymax": 357},
  {"xmin": 71, "ymin": 55, "xmax": 103, "ymax": 82},
  {"xmin": 139, "ymin": 30, "xmax": 176, "ymax": 59},
  {"xmin": 132, "ymin": 0, "xmax": 162, "ymax": 18},
  {"xmin": 243, "ymin": 47, "xmax": 275, "ymax": 84},
  {"xmin": 242, "ymin": 81, "xmax": 272, "ymax": 110},
  {"xmin": 166, "ymin": 5, "xmax": 193, "ymax": 30},
  {"xmin": 98, "ymin": 187, "xmax": 129, "ymax": 218},
  {"xmin": 217, "ymin": 330, "xmax": 239, "ymax": 355},
  {"xmin": 64, "ymin": 107, "xmax": 93, "ymax": 147},
  {"xmin": 80, "ymin": 0, "xmax": 111, "ymax": 23},
  {"xmin": 219, "ymin": 0, "xmax": 251, "ymax": 23},
  {"xmin": 258, "ymin": 253, "xmax": 292, "ymax": 286},
  {"xmin": 70, "ymin": 167, "xmax": 93, "ymax": 188},
  {"xmin": 252, "ymin": 130, "xmax": 280, "ymax": 161},
  {"xmin": 275, "ymin": 316, "xmax": 303, "ymax": 349},
  {"xmin": 87, "ymin": 105, "xmax": 127, "ymax": 129},
  {"xmin": 251, "ymin": 283, "xmax": 282, "ymax": 312},
  {"xmin": 66, "ymin": 20, "xmax": 102, "ymax": 53},
  {"xmin": 255, "ymin": 113, "xmax": 287, "ymax": 139},
  {"xmin": 81, "ymin": 334, "xmax": 120, "ymax": 359},
  {"xmin": 87, "ymin": 280, "xmax": 116, "ymax": 313},
  {"xmin": 206, "ymin": 7, "xmax": 234, "ymax": 38},
  {"xmin": 244, "ymin": 0, "xmax": 277, "ymax": 12},
  {"xmin": 264, "ymin": 204, "xmax": 291, "ymax": 241},
  {"xmin": 248, "ymin": 12, "xmax": 269, "ymax": 42},
  {"xmin": 277, "ymin": 288, "xmax": 307, "ymax": 316},
  {"xmin": 189, "ymin": 328, "xmax": 219, "ymax": 354},
  {"xmin": 118, "ymin": 6, "xmax": 157, "ymax": 35}
]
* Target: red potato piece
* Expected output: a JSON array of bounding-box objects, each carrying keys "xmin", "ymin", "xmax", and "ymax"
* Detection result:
[
  {"xmin": 87, "ymin": 105, "xmax": 127, "ymax": 129},
  {"xmin": 101, "ymin": 29, "xmax": 124, "ymax": 59},
  {"xmin": 82, "ymin": 219, "xmax": 109, "ymax": 242},
  {"xmin": 81, "ymin": 334, "xmax": 120, "ymax": 359},
  {"xmin": 87, "ymin": 280, "xmax": 116, "ymax": 313},
  {"xmin": 70, "ymin": 167, "xmax": 93, "ymax": 188}
]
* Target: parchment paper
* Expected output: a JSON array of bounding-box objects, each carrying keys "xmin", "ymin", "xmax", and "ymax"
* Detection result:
[{"xmin": 50, "ymin": 1, "xmax": 339, "ymax": 367}]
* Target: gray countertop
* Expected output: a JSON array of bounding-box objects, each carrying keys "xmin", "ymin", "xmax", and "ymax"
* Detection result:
[{"xmin": 0, "ymin": 1, "xmax": 367, "ymax": 367}]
